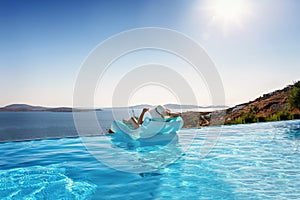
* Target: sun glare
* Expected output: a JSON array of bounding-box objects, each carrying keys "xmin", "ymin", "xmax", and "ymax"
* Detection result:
[{"xmin": 205, "ymin": 0, "xmax": 252, "ymax": 31}]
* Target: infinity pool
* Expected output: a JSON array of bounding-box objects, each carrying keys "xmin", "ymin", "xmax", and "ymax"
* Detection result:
[{"xmin": 1, "ymin": 120, "xmax": 300, "ymax": 199}]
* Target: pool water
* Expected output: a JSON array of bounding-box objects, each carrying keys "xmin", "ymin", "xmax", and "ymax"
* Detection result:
[{"xmin": 1, "ymin": 120, "xmax": 300, "ymax": 199}]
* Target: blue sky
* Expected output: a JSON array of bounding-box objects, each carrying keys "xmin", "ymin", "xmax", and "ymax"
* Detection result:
[{"xmin": 0, "ymin": 0, "xmax": 299, "ymax": 107}]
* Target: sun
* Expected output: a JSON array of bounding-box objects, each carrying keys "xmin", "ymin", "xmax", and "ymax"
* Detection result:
[{"xmin": 205, "ymin": 0, "xmax": 252, "ymax": 31}]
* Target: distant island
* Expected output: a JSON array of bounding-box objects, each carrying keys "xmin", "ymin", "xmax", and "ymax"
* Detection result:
[
  {"xmin": 108, "ymin": 104, "xmax": 227, "ymax": 110},
  {"xmin": 0, "ymin": 104, "xmax": 102, "ymax": 112}
]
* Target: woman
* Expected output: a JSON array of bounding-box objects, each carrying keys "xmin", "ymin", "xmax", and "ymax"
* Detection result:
[{"xmin": 108, "ymin": 105, "xmax": 181, "ymax": 133}]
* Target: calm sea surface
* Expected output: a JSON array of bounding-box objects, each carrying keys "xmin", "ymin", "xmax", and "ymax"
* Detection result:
[
  {"xmin": 0, "ymin": 110, "xmax": 130, "ymax": 142},
  {"xmin": 0, "ymin": 112, "xmax": 299, "ymax": 199}
]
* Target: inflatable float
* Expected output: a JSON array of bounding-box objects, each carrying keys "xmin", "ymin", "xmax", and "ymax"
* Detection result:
[{"xmin": 110, "ymin": 116, "xmax": 183, "ymax": 146}]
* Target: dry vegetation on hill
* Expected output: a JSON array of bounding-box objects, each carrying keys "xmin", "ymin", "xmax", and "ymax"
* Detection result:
[{"xmin": 182, "ymin": 82, "xmax": 300, "ymax": 128}]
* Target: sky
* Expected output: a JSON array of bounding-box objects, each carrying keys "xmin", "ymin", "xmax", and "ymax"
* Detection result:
[{"xmin": 0, "ymin": 0, "xmax": 299, "ymax": 107}]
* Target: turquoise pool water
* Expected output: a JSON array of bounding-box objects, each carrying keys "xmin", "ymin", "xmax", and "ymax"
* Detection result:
[{"xmin": 1, "ymin": 119, "xmax": 300, "ymax": 199}]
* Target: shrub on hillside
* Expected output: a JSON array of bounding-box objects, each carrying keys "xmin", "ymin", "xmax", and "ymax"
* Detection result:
[
  {"xmin": 243, "ymin": 112, "xmax": 257, "ymax": 123},
  {"xmin": 289, "ymin": 81, "xmax": 300, "ymax": 109},
  {"xmin": 266, "ymin": 111, "xmax": 292, "ymax": 121},
  {"xmin": 293, "ymin": 113, "xmax": 300, "ymax": 119},
  {"xmin": 257, "ymin": 116, "xmax": 266, "ymax": 122},
  {"xmin": 278, "ymin": 111, "xmax": 292, "ymax": 120}
]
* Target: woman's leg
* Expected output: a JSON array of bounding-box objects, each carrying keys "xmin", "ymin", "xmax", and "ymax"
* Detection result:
[{"xmin": 130, "ymin": 117, "xmax": 140, "ymax": 128}]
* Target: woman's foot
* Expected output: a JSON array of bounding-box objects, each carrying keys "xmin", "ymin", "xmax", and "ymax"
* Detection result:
[{"xmin": 107, "ymin": 129, "xmax": 114, "ymax": 134}]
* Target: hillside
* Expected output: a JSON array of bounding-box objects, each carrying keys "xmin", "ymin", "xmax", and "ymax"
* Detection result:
[
  {"xmin": 225, "ymin": 84, "xmax": 300, "ymax": 124},
  {"xmin": 181, "ymin": 83, "xmax": 300, "ymax": 128},
  {"xmin": 227, "ymin": 86, "xmax": 290, "ymax": 119}
]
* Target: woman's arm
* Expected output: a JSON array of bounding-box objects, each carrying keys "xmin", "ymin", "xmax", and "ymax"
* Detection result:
[
  {"xmin": 138, "ymin": 108, "xmax": 149, "ymax": 124},
  {"xmin": 168, "ymin": 112, "xmax": 181, "ymax": 118}
]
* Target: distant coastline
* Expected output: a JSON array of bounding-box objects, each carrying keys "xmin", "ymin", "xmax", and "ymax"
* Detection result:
[
  {"xmin": 1, "ymin": 81, "xmax": 299, "ymax": 127},
  {"xmin": 0, "ymin": 104, "xmax": 102, "ymax": 112},
  {"xmin": 0, "ymin": 103, "xmax": 227, "ymax": 112}
]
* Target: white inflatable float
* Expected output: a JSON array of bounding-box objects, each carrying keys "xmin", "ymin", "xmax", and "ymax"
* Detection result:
[
  {"xmin": 110, "ymin": 105, "xmax": 183, "ymax": 145},
  {"xmin": 111, "ymin": 116, "xmax": 183, "ymax": 140}
]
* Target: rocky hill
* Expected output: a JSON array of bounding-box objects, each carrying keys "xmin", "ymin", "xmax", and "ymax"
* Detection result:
[
  {"xmin": 181, "ymin": 83, "xmax": 300, "ymax": 127},
  {"xmin": 225, "ymin": 84, "xmax": 300, "ymax": 124}
]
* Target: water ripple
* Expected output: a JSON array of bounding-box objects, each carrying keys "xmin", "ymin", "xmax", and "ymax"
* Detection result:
[{"xmin": 0, "ymin": 120, "xmax": 300, "ymax": 199}]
